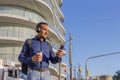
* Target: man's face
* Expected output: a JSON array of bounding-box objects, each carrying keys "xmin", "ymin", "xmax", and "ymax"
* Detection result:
[{"xmin": 38, "ymin": 24, "xmax": 49, "ymax": 39}]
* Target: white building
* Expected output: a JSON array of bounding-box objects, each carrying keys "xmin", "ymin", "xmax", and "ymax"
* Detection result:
[{"xmin": 0, "ymin": 0, "xmax": 67, "ymax": 80}]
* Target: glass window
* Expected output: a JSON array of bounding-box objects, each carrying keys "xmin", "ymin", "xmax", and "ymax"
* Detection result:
[
  {"xmin": 0, "ymin": 23, "xmax": 36, "ymax": 39},
  {"xmin": 0, "ymin": 45, "xmax": 22, "ymax": 61},
  {"xmin": 0, "ymin": 6, "xmax": 46, "ymax": 22}
]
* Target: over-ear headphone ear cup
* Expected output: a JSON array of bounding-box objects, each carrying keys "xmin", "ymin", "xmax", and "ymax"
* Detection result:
[
  {"xmin": 36, "ymin": 23, "xmax": 41, "ymax": 32},
  {"xmin": 38, "ymin": 27, "xmax": 40, "ymax": 32}
]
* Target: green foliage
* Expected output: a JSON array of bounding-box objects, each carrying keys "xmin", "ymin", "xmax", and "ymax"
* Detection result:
[{"xmin": 113, "ymin": 70, "xmax": 120, "ymax": 80}]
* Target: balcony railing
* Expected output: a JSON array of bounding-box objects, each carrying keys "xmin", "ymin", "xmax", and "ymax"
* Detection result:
[
  {"xmin": 0, "ymin": 6, "xmax": 45, "ymax": 23},
  {"xmin": 0, "ymin": 27, "xmax": 35, "ymax": 39},
  {"xmin": 42, "ymin": 0, "xmax": 53, "ymax": 10},
  {"xmin": 49, "ymin": 61, "xmax": 66, "ymax": 76},
  {"xmin": 0, "ymin": 54, "xmax": 19, "ymax": 63}
]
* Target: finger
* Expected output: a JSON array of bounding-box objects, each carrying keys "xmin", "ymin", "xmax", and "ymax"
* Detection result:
[
  {"xmin": 37, "ymin": 56, "xmax": 42, "ymax": 59},
  {"xmin": 36, "ymin": 54, "xmax": 41, "ymax": 56},
  {"xmin": 58, "ymin": 49, "xmax": 63, "ymax": 52}
]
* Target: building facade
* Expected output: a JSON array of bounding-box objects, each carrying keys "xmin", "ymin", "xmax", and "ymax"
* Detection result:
[
  {"xmin": 0, "ymin": 0, "xmax": 66, "ymax": 80},
  {"xmin": 92, "ymin": 75, "xmax": 113, "ymax": 80}
]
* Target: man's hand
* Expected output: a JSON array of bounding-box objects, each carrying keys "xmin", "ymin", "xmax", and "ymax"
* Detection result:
[
  {"xmin": 56, "ymin": 49, "xmax": 65, "ymax": 58},
  {"xmin": 32, "ymin": 52, "xmax": 42, "ymax": 62}
]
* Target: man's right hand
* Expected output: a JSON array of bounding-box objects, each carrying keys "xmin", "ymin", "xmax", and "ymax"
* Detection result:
[{"xmin": 32, "ymin": 52, "xmax": 42, "ymax": 62}]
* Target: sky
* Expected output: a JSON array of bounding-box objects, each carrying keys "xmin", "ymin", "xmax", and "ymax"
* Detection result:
[{"xmin": 62, "ymin": 0, "xmax": 120, "ymax": 78}]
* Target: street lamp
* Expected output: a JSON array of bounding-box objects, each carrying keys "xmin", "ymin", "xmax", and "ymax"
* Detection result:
[
  {"xmin": 85, "ymin": 52, "xmax": 120, "ymax": 80},
  {"xmin": 68, "ymin": 33, "xmax": 73, "ymax": 80},
  {"xmin": 78, "ymin": 64, "xmax": 82, "ymax": 80}
]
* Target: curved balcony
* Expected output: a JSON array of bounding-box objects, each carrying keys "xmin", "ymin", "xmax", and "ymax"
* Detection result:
[
  {"xmin": 49, "ymin": 61, "xmax": 67, "ymax": 78},
  {"xmin": 56, "ymin": 0, "xmax": 63, "ymax": 7},
  {"xmin": 0, "ymin": 13, "xmax": 36, "ymax": 28},
  {"xmin": 43, "ymin": 0, "xmax": 53, "ymax": 9},
  {"xmin": 0, "ymin": 24, "xmax": 60, "ymax": 46},
  {"xmin": 0, "ymin": 36, "xmax": 24, "ymax": 44},
  {"xmin": 49, "ymin": 66, "xmax": 58, "ymax": 76},
  {"xmin": 0, "ymin": 0, "xmax": 54, "ymax": 25},
  {"xmin": 0, "ymin": 22, "xmax": 36, "ymax": 40},
  {"xmin": 0, "ymin": 15, "xmax": 60, "ymax": 44},
  {"xmin": 57, "ymin": 33, "xmax": 65, "ymax": 45},
  {"xmin": 54, "ymin": 0, "xmax": 64, "ymax": 22},
  {"xmin": 61, "ymin": 73, "xmax": 67, "ymax": 78},
  {"xmin": 54, "ymin": 16, "xmax": 66, "ymax": 44},
  {"xmin": 50, "ymin": 0, "xmax": 65, "ymax": 36},
  {"xmin": 61, "ymin": 62, "xmax": 67, "ymax": 67},
  {"xmin": 54, "ymin": 10, "xmax": 66, "ymax": 36},
  {"xmin": 0, "ymin": 53, "xmax": 20, "ymax": 64},
  {"xmin": 49, "ymin": 62, "xmax": 59, "ymax": 76},
  {"xmin": 48, "ymin": 24, "xmax": 60, "ymax": 45}
]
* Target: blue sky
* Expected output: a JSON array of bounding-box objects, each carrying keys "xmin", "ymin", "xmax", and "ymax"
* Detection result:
[{"xmin": 62, "ymin": 0, "xmax": 120, "ymax": 77}]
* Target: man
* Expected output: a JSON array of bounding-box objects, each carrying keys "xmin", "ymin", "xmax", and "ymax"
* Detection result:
[{"xmin": 18, "ymin": 22, "xmax": 65, "ymax": 80}]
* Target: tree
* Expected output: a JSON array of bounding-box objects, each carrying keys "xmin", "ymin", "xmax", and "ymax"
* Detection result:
[{"xmin": 113, "ymin": 70, "xmax": 120, "ymax": 80}]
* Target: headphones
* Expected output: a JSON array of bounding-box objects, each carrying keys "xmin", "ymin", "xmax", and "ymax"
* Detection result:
[
  {"xmin": 35, "ymin": 22, "xmax": 41, "ymax": 33},
  {"xmin": 35, "ymin": 22, "xmax": 48, "ymax": 33}
]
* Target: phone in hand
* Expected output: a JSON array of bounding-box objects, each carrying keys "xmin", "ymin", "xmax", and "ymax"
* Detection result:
[{"xmin": 59, "ymin": 45, "xmax": 65, "ymax": 50}]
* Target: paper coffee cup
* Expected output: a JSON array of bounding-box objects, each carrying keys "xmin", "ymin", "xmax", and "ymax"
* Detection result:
[{"xmin": 36, "ymin": 52, "xmax": 42, "ymax": 62}]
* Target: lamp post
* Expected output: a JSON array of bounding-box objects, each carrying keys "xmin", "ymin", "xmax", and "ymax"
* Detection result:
[
  {"xmin": 68, "ymin": 33, "xmax": 73, "ymax": 80},
  {"xmin": 85, "ymin": 52, "xmax": 120, "ymax": 80}
]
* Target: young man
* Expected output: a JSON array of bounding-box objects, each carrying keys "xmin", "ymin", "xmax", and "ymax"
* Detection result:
[{"xmin": 18, "ymin": 22, "xmax": 65, "ymax": 80}]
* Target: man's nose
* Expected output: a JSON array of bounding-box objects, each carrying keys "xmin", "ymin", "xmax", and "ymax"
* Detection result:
[{"xmin": 46, "ymin": 31, "xmax": 48, "ymax": 34}]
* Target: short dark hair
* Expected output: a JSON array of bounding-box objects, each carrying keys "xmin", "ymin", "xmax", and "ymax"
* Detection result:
[{"xmin": 37, "ymin": 22, "xmax": 48, "ymax": 28}]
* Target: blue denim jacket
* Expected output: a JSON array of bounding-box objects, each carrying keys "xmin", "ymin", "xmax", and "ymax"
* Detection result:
[{"xmin": 18, "ymin": 37, "xmax": 61, "ymax": 69}]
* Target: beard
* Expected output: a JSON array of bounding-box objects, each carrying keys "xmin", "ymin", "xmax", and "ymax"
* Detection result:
[{"xmin": 39, "ymin": 34, "xmax": 47, "ymax": 39}]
